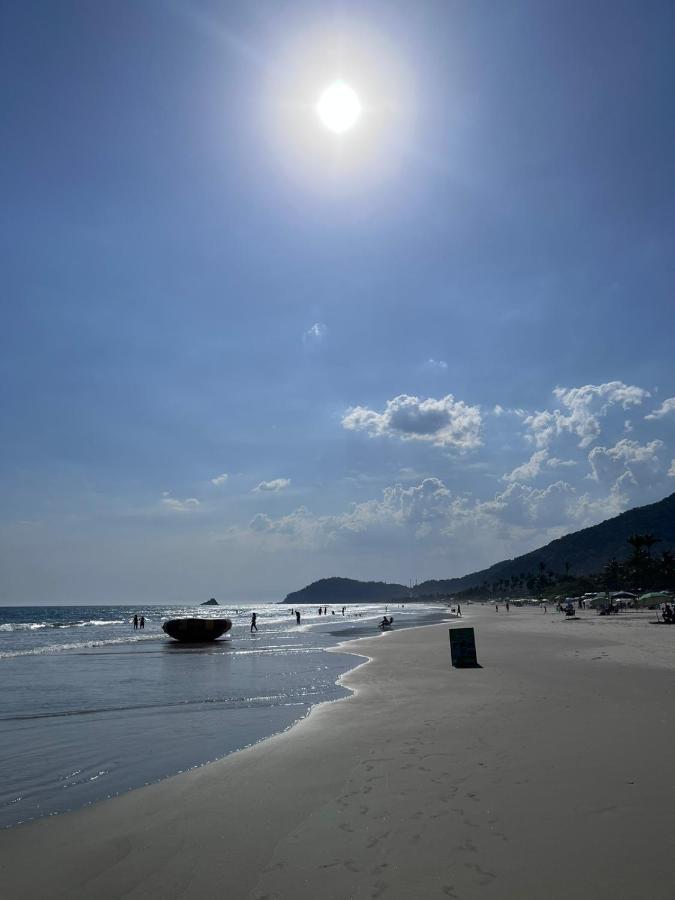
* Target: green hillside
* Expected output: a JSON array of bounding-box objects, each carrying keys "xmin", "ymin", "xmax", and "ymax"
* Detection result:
[
  {"xmin": 282, "ymin": 492, "xmax": 675, "ymax": 604},
  {"xmin": 420, "ymin": 491, "xmax": 675, "ymax": 594}
]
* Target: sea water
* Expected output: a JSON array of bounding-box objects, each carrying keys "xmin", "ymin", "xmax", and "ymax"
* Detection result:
[{"xmin": 0, "ymin": 602, "xmax": 450, "ymax": 828}]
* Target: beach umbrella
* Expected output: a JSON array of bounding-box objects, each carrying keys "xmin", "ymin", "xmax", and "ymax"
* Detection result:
[{"xmin": 636, "ymin": 591, "xmax": 672, "ymax": 607}]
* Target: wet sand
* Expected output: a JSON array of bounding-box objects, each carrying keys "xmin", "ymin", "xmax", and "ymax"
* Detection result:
[{"xmin": 1, "ymin": 606, "xmax": 673, "ymax": 899}]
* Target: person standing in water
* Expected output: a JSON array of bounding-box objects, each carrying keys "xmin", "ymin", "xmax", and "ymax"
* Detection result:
[
  {"xmin": 139, "ymin": 616, "xmax": 145, "ymax": 629},
  {"xmin": 295, "ymin": 610, "xmax": 301, "ymax": 624},
  {"xmin": 133, "ymin": 614, "xmax": 138, "ymax": 629},
  {"xmin": 250, "ymin": 612, "xmax": 258, "ymax": 632}
]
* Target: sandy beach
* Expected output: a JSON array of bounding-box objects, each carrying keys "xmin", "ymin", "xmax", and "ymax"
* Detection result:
[{"xmin": 2, "ymin": 605, "xmax": 673, "ymax": 899}]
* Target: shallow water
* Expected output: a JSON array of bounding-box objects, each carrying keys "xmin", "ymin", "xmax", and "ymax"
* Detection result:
[{"xmin": 0, "ymin": 602, "xmax": 449, "ymax": 828}]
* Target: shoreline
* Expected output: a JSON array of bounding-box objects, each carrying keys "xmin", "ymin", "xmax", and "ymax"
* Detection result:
[
  {"xmin": 1, "ymin": 607, "xmax": 673, "ymax": 899},
  {"xmin": 0, "ymin": 606, "xmax": 451, "ymax": 829}
]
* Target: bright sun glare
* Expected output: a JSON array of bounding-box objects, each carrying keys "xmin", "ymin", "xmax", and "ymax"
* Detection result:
[{"xmin": 316, "ymin": 81, "xmax": 362, "ymax": 134}]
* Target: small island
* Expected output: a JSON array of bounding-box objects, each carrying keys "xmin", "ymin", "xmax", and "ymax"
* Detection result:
[{"xmin": 201, "ymin": 598, "xmax": 219, "ymax": 606}]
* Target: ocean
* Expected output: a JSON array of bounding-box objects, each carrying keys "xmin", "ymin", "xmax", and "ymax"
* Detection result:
[{"xmin": 0, "ymin": 602, "xmax": 451, "ymax": 829}]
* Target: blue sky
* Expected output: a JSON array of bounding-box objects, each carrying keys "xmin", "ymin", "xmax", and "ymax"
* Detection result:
[{"xmin": 1, "ymin": 1, "xmax": 674, "ymax": 604}]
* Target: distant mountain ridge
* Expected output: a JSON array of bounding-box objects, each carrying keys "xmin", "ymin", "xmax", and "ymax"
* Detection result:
[{"xmin": 281, "ymin": 492, "xmax": 675, "ymax": 604}]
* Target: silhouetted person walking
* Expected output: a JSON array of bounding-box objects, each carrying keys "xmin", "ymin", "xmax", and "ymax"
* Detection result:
[
  {"xmin": 140, "ymin": 616, "xmax": 145, "ymax": 629},
  {"xmin": 250, "ymin": 612, "xmax": 258, "ymax": 632},
  {"xmin": 295, "ymin": 610, "xmax": 301, "ymax": 624},
  {"xmin": 133, "ymin": 614, "xmax": 138, "ymax": 629}
]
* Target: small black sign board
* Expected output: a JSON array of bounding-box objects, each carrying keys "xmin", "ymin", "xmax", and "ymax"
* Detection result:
[{"xmin": 449, "ymin": 627, "xmax": 479, "ymax": 668}]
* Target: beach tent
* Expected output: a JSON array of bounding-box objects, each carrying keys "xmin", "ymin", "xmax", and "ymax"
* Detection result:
[{"xmin": 611, "ymin": 591, "xmax": 636, "ymax": 600}]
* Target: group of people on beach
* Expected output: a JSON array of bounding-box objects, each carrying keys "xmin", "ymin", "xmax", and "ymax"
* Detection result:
[
  {"xmin": 132, "ymin": 615, "xmax": 145, "ymax": 629},
  {"xmin": 662, "ymin": 603, "xmax": 675, "ymax": 623}
]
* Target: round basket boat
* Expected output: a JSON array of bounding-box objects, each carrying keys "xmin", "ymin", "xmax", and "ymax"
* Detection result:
[{"xmin": 162, "ymin": 618, "xmax": 232, "ymax": 642}]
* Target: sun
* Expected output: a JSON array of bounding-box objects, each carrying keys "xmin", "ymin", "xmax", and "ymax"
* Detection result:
[{"xmin": 316, "ymin": 81, "xmax": 362, "ymax": 134}]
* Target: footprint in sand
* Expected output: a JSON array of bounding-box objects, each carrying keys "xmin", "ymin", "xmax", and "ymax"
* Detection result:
[
  {"xmin": 371, "ymin": 880, "xmax": 389, "ymax": 898},
  {"xmin": 464, "ymin": 862, "xmax": 496, "ymax": 885}
]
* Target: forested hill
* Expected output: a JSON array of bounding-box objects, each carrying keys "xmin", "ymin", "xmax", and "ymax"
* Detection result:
[
  {"xmin": 427, "ymin": 491, "xmax": 675, "ymax": 594},
  {"xmin": 282, "ymin": 577, "xmax": 407, "ymax": 606},
  {"xmin": 281, "ymin": 492, "xmax": 675, "ymax": 603}
]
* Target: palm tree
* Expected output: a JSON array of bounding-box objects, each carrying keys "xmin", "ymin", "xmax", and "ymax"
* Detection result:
[
  {"xmin": 627, "ymin": 534, "xmax": 646, "ymax": 559},
  {"xmin": 642, "ymin": 533, "xmax": 661, "ymax": 559}
]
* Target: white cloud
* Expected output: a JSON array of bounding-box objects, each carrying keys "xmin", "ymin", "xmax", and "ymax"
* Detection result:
[
  {"xmin": 522, "ymin": 409, "xmax": 558, "ymax": 448},
  {"xmin": 211, "ymin": 473, "xmax": 229, "ymax": 486},
  {"xmin": 503, "ymin": 450, "xmax": 576, "ymax": 483},
  {"xmin": 524, "ymin": 381, "xmax": 650, "ymax": 448},
  {"xmin": 161, "ymin": 492, "xmax": 200, "ymax": 512},
  {"xmin": 587, "ymin": 439, "xmax": 665, "ymax": 483},
  {"xmin": 423, "ymin": 358, "xmax": 448, "ymax": 372},
  {"xmin": 247, "ymin": 474, "xmax": 583, "ymax": 552},
  {"xmin": 493, "ymin": 405, "xmax": 526, "ymax": 418},
  {"xmin": 548, "ymin": 457, "xmax": 577, "ymax": 468},
  {"xmin": 342, "ymin": 394, "xmax": 482, "ymax": 450},
  {"xmin": 503, "ymin": 450, "xmax": 550, "ymax": 482},
  {"xmin": 645, "ymin": 397, "xmax": 675, "ymax": 420},
  {"xmin": 302, "ymin": 323, "xmax": 327, "ymax": 346},
  {"xmin": 250, "ymin": 507, "xmax": 313, "ymax": 537},
  {"xmin": 483, "ymin": 480, "xmax": 576, "ymax": 527},
  {"xmin": 578, "ymin": 439, "xmax": 669, "ymax": 520},
  {"xmin": 669, "ymin": 460, "xmax": 675, "ymax": 478},
  {"xmin": 248, "ymin": 478, "xmax": 460, "ymax": 547},
  {"xmin": 571, "ymin": 478, "xmax": 633, "ymax": 525},
  {"xmin": 254, "ymin": 478, "xmax": 291, "ymax": 492},
  {"xmin": 244, "ymin": 458, "xmax": 670, "ymax": 565}
]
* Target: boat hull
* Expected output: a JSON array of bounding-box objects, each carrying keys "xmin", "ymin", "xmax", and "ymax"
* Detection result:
[{"xmin": 162, "ymin": 618, "xmax": 232, "ymax": 642}]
